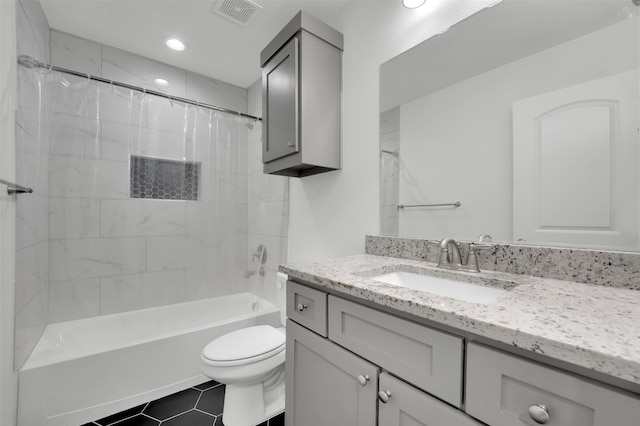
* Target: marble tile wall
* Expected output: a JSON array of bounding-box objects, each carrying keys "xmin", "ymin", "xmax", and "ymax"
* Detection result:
[
  {"xmin": 365, "ymin": 235, "xmax": 640, "ymax": 290},
  {"xmin": 246, "ymin": 79, "xmax": 289, "ymax": 306},
  {"xmin": 380, "ymin": 107, "xmax": 399, "ymax": 236},
  {"xmin": 15, "ymin": 0, "xmax": 50, "ymax": 370},
  {"xmin": 43, "ymin": 31, "xmax": 252, "ymax": 323}
]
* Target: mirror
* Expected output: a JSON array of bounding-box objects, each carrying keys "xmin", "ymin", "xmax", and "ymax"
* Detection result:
[{"xmin": 380, "ymin": 0, "xmax": 640, "ymax": 251}]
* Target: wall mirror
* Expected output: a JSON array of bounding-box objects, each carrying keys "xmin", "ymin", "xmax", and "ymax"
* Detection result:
[{"xmin": 379, "ymin": 0, "xmax": 640, "ymax": 251}]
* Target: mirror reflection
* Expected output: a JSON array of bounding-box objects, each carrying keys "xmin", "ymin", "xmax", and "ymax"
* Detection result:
[{"xmin": 380, "ymin": 0, "xmax": 640, "ymax": 251}]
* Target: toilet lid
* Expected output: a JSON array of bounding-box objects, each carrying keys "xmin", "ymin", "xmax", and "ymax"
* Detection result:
[{"xmin": 202, "ymin": 325, "xmax": 285, "ymax": 363}]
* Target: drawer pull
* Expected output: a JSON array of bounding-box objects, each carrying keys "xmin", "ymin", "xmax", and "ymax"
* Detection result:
[
  {"xmin": 378, "ymin": 390, "xmax": 391, "ymax": 403},
  {"xmin": 297, "ymin": 303, "xmax": 308, "ymax": 312},
  {"xmin": 357, "ymin": 374, "xmax": 370, "ymax": 386},
  {"xmin": 528, "ymin": 404, "xmax": 550, "ymax": 424}
]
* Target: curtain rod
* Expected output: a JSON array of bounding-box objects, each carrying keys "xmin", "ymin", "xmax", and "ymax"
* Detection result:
[{"xmin": 17, "ymin": 55, "xmax": 262, "ymax": 122}]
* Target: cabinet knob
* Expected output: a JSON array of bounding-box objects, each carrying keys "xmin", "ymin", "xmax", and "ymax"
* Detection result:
[
  {"xmin": 378, "ymin": 390, "xmax": 391, "ymax": 403},
  {"xmin": 287, "ymin": 141, "xmax": 295, "ymax": 148},
  {"xmin": 357, "ymin": 374, "xmax": 370, "ymax": 386},
  {"xmin": 528, "ymin": 404, "xmax": 550, "ymax": 424},
  {"xmin": 297, "ymin": 303, "xmax": 308, "ymax": 312}
]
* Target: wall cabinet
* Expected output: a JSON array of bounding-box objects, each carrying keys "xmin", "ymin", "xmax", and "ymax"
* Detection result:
[
  {"xmin": 285, "ymin": 280, "xmax": 640, "ymax": 426},
  {"xmin": 260, "ymin": 12, "xmax": 343, "ymax": 177}
]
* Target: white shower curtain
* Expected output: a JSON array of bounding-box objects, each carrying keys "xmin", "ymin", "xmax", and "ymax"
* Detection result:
[{"xmin": 18, "ymin": 70, "xmax": 253, "ymax": 330}]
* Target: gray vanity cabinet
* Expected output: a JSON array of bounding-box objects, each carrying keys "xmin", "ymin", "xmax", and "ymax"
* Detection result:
[
  {"xmin": 285, "ymin": 280, "xmax": 640, "ymax": 426},
  {"xmin": 285, "ymin": 320, "xmax": 379, "ymax": 426},
  {"xmin": 260, "ymin": 12, "xmax": 343, "ymax": 177},
  {"xmin": 466, "ymin": 343, "xmax": 640, "ymax": 426},
  {"xmin": 378, "ymin": 373, "xmax": 483, "ymax": 426}
]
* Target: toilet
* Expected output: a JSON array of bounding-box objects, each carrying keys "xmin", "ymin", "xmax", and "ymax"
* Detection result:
[{"xmin": 201, "ymin": 273, "xmax": 287, "ymax": 426}]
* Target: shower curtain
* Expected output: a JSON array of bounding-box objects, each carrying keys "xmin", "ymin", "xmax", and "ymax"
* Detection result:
[{"xmin": 15, "ymin": 69, "xmax": 253, "ymax": 355}]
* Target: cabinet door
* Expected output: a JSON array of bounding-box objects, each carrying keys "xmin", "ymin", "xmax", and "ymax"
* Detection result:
[
  {"xmin": 285, "ymin": 320, "xmax": 379, "ymax": 426},
  {"xmin": 378, "ymin": 373, "xmax": 483, "ymax": 426},
  {"xmin": 262, "ymin": 36, "xmax": 299, "ymax": 163}
]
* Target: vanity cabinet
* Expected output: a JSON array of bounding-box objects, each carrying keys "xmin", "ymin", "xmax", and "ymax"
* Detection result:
[
  {"xmin": 466, "ymin": 343, "xmax": 640, "ymax": 426},
  {"xmin": 260, "ymin": 11, "xmax": 343, "ymax": 177},
  {"xmin": 285, "ymin": 279, "xmax": 640, "ymax": 426},
  {"xmin": 285, "ymin": 280, "xmax": 472, "ymax": 426}
]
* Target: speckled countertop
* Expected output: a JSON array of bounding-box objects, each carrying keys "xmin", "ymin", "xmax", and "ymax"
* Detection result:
[{"xmin": 280, "ymin": 254, "xmax": 640, "ymax": 389}]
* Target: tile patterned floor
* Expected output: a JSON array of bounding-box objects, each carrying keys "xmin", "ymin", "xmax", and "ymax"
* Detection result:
[{"xmin": 81, "ymin": 381, "xmax": 285, "ymax": 426}]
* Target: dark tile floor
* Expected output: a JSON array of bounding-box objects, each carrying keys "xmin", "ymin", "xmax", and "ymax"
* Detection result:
[{"xmin": 81, "ymin": 381, "xmax": 284, "ymax": 426}]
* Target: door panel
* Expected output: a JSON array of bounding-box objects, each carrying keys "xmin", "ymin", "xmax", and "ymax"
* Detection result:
[
  {"xmin": 263, "ymin": 37, "xmax": 299, "ymax": 163},
  {"xmin": 513, "ymin": 70, "xmax": 638, "ymax": 248},
  {"xmin": 285, "ymin": 320, "xmax": 378, "ymax": 426},
  {"xmin": 378, "ymin": 372, "xmax": 483, "ymax": 426}
]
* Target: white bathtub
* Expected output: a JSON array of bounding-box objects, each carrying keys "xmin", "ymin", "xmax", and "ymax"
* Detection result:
[{"xmin": 18, "ymin": 292, "xmax": 281, "ymax": 426}]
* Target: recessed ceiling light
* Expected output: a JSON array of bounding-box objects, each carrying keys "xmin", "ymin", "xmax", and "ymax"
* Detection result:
[
  {"xmin": 164, "ymin": 37, "xmax": 186, "ymax": 51},
  {"xmin": 403, "ymin": 0, "xmax": 426, "ymax": 8},
  {"xmin": 154, "ymin": 78, "xmax": 169, "ymax": 86}
]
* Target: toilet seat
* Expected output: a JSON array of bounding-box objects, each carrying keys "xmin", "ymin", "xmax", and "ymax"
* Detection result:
[{"xmin": 202, "ymin": 325, "xmax": 285, "ymax": 367}]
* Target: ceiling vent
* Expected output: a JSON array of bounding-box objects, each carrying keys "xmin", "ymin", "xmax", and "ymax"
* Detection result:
[{"xmin": 211, "ymin": 0, "xmax": 263, "ymax": 27}]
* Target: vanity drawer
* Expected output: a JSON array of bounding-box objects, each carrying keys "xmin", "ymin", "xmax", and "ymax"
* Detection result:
[
  {"xmin": 328, "ymin": 295, "xmax": 463, "ymax": 407},
  {"xmin": 466, "ymin": 343, "xmax": 640, "ymax": 426},
  {"xmin": 286, "ymin": 280, "xmax": 328, "ymax": 336}
]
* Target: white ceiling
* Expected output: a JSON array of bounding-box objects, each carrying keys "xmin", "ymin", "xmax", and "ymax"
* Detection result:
[{"xmin": 39, "ymin": 0, "xmax": 353, "ymax": 89}]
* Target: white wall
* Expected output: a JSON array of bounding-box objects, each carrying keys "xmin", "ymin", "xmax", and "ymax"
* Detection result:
[
  {"xmin": 398, "ymin": 17, "xmax": 637, "ymax": 241},
  {"xmin": 0, "ymin": 0, "xmax": 18, "ymax": 423},
  {"xmin": 287, "ymin": 0, "xmax": 492, "ymax": 262}
]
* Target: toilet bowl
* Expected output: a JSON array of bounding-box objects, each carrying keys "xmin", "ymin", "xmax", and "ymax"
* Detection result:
[{"xmin": 201, "ymin": 273, "xmax": 288, "ymax": 426}]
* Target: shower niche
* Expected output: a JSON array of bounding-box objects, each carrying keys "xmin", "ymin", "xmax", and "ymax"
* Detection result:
[
  {"xmin": 260, "ymin": 11, "xmax": 343, "ymax": 177},
  {"xmin": 130, "ymin": 156, "xmax": 200, "ymax": 201}
]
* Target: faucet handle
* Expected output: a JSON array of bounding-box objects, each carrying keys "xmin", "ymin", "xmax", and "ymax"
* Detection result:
[
  {"xmin": 437, "ymin": 247, "xmax": 450, "ymax": 267},
  {"xmin": 474, "ymin": 234, "xmax": 497, "ymax": 251},
  {"xmin": 464, "ymin": 243, "xmax": 481, "ymax": 273}
]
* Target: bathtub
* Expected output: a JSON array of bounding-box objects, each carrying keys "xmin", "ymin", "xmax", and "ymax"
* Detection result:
[{"xmin": 18, "ymin": 292, "xmax": 281, "ymax": 426}]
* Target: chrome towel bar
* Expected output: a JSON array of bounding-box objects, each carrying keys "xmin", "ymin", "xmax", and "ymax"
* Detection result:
[
  {"xmin": 398, "ymin": 202, "xmax": 461, "ymax": 210},
  {"xmin": 0, "ymin": 179, "xmax": 33, "ymax": 195}
]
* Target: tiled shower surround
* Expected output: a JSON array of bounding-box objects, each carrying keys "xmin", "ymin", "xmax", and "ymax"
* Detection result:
[
  {"xmin": 15, "ymin": 0, "xmax": 289, "ymax": 370},
  {"xmin": 45, "ymin": 80, "xmax": 250, "ymax": 320},
  {"xmin": 15, "ymin": 0, "xmax": 51, "ymax": 370}
]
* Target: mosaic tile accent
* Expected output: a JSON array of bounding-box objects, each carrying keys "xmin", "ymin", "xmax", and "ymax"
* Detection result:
[
  {"xmin": 130, "ymin": 155, "xmax": 200, "ymax": 201},
  {"xmin": 365, "ymin": 235, "xmax": 640, "ymax": 290}
]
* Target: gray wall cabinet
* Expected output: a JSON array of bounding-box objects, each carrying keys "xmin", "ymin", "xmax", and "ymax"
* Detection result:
[
  {"xmin": 285, "ymin": 279, "xmax": 640, "ymax": 426},
  {"xmin": 261, "ymin": 12, "xmax": 343, "ymax": 177}
]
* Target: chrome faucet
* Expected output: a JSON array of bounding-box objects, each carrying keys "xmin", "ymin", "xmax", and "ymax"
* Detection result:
[{"xmin": 437, "ymin": 238, "xmax": 480, "ymax": 273}]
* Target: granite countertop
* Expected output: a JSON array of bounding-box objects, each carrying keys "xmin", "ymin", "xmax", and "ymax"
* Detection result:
[{"xmin": 280, "ymin": 254, "xmax": 640, "ymax": 388}]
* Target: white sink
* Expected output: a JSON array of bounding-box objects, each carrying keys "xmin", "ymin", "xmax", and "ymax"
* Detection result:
[{"xmin": 372, "ymin": 271, "xmax": 507, "ymax": 304}]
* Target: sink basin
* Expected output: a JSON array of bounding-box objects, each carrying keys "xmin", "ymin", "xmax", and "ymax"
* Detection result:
[{"xmin": 372, "ymin": 271, "xmax": 507, "ymax": 304}]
